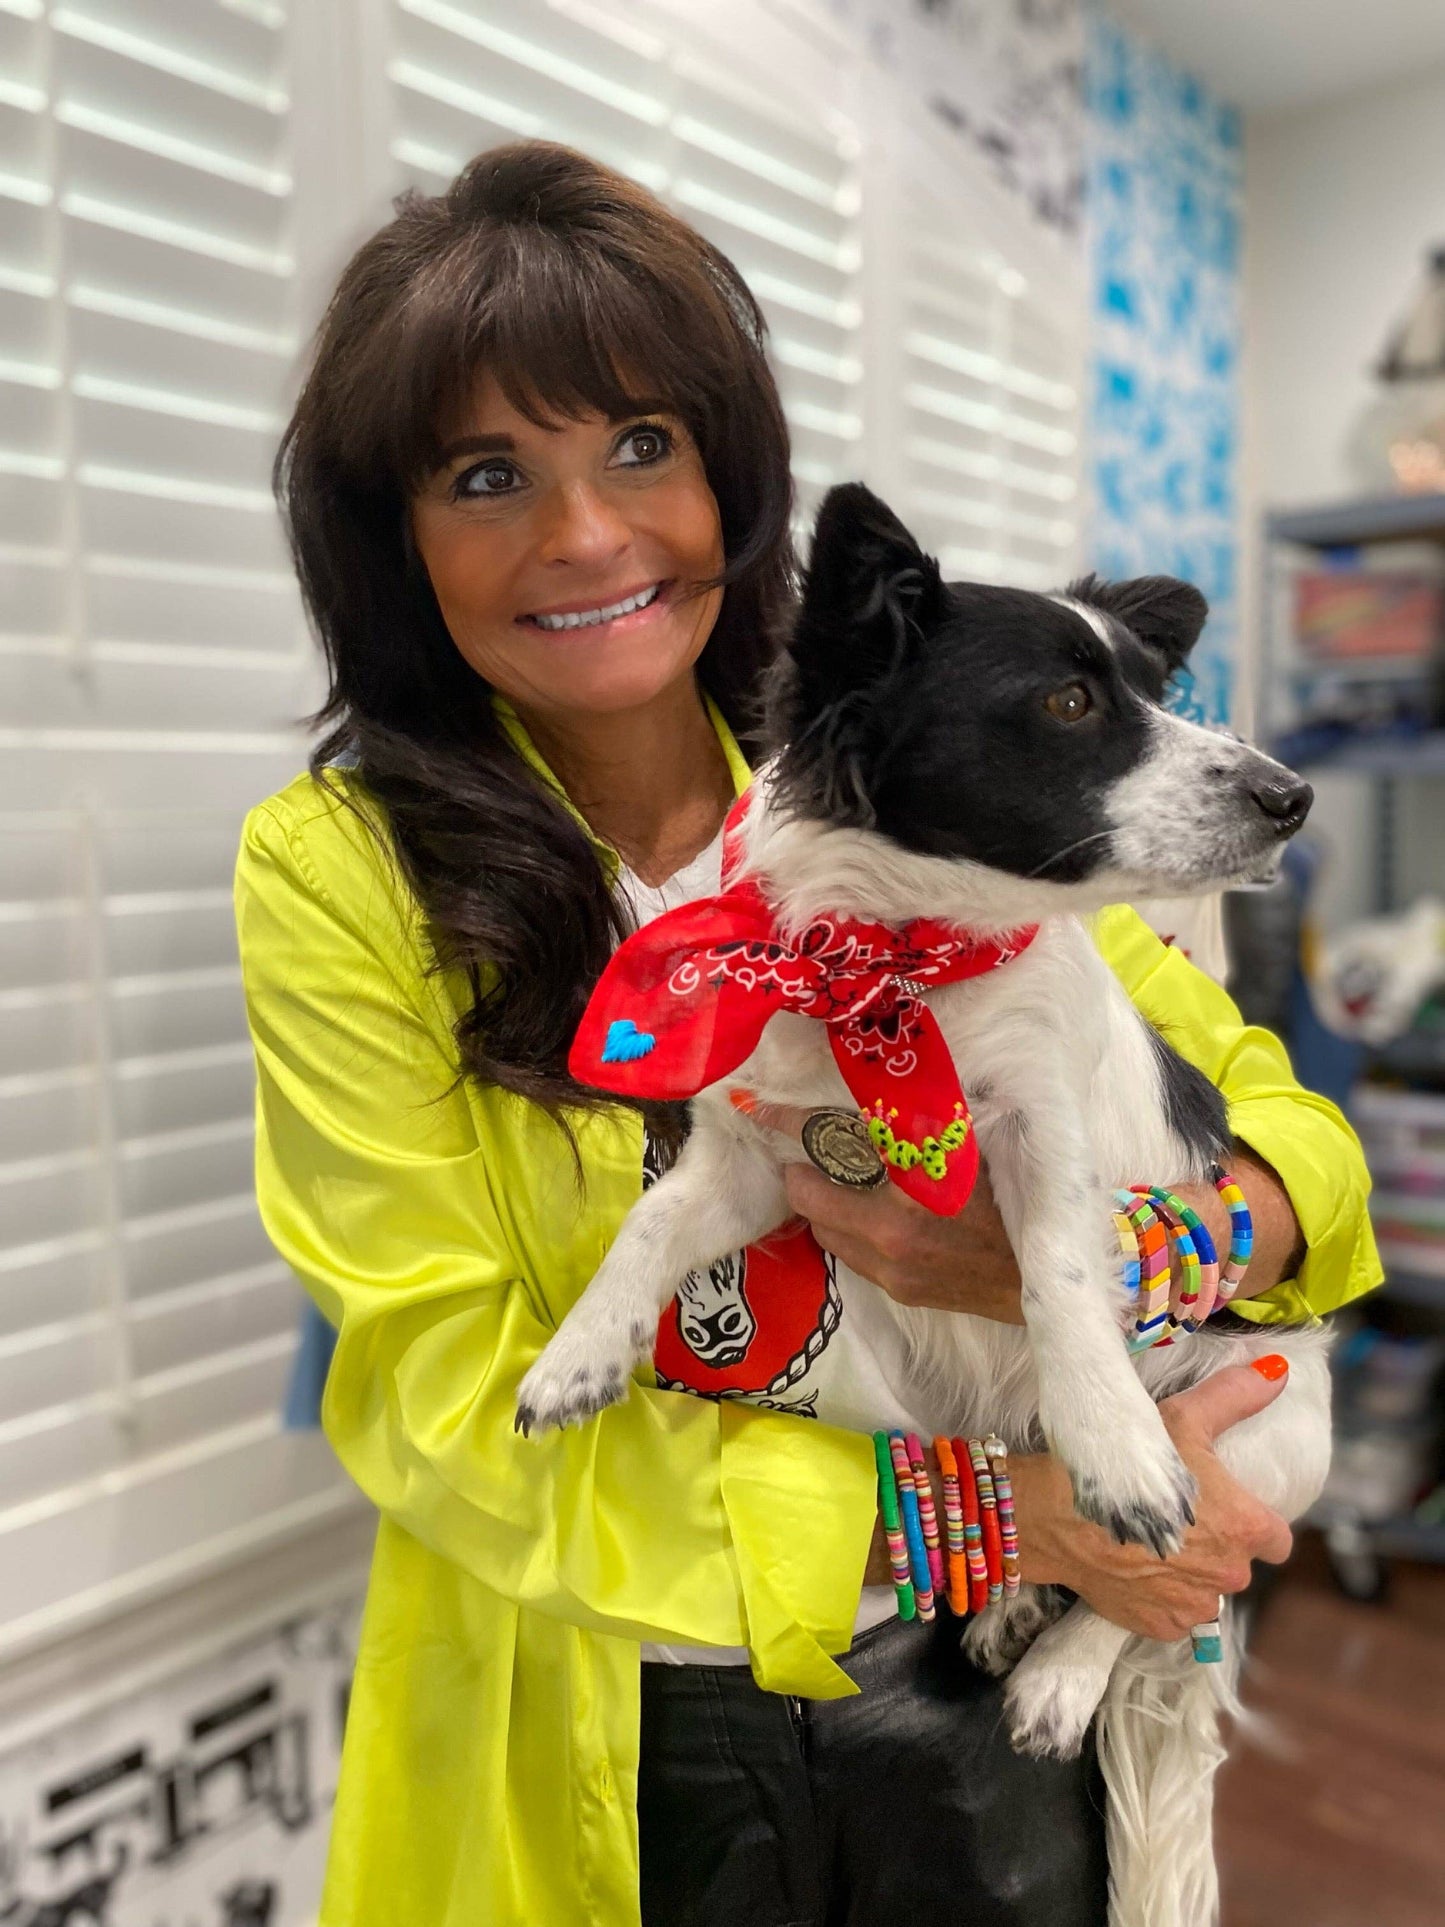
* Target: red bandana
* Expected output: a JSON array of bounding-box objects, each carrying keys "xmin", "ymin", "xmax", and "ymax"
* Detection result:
[{"xmin": 571, "ymin": 794, "xmax": 1037, "ymax": 1216}]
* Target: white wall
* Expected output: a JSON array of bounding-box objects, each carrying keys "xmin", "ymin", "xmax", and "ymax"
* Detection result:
[
  {"xmin": 1242, "ymin": 63, "xmax": 1445, "ymax": 930},
  {"xmin": 1246, "ymin": 63, "xmax": 1445, "ymax": 507}
]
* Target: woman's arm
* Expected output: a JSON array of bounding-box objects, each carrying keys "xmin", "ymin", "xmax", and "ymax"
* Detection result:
[
  {"xmin": 236, "ymin": 789, "xmax": 877, "ymax": 1698},
  {"xmin": 740, "ymin": 905, "xmax": 1379, "ymax": 1326},
  {"xmin": 760, "ymin": 1139, "xmax": 1302, "ymax": 1324},
  {"xmin": 861, "ymin": 1360, "xmax": 1296, "ymax": 1638}
]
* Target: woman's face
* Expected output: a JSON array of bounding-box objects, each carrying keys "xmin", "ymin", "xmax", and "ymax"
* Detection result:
[{"xmin": 410, "ymin": 373, "xmax": 725, "ymax": 722}]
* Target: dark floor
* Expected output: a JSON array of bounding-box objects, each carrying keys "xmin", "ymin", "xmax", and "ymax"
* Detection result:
[{"xmin": 1217, "ymin": 1533, "xmax": 1445, "ymax": 1927}]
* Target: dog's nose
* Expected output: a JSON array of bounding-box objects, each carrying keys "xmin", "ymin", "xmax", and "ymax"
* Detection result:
[{"xmin": 1248, "ymin": 774, "xmax": 1313, "ymax": 836}]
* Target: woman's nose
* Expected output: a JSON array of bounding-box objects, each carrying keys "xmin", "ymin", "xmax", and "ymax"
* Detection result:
[{"xmin": 537, "ymin": 481, "xmax": 631, "ymax": 570}]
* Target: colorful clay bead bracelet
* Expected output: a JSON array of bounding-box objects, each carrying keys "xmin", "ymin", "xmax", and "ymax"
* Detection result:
[
  {"xmin": 1145, "ymin": 1194, "xmax": 1202, "ymax": 1333},
  {"xmin": 933, "ymin": 1435, "xmax": 972, "ymax": 1617},
  {"xmin": 1114, "ymin": 1190, "xmax": 1173, "ymax": 1351},
  {"xmin": 872, "ymin": 1430, "xmax": 916, "ymax": 1621},
  {"xmin": 889, "ymin": 1431, "xmax": 936, "ymax": 1621},
  {"xmin": 968, "ymin": 1436, "xmax": 1005, "ymax": 1603},
  {"xmin": 906, "ymin": 1432, "xmax": 947, "ymax": 1600},
  {"xmin": 985, "ymin": 1435, "xmax": 1021, "ymax": 1598},
  {"xmin": 1131, "ymin": 1185, "xmax": 1220, "ymax": 1328},
  {"xmin": 1208, "ymin": 1165, "xmax": 1254, "ymax": 1302},
  {"xmin": 955, "ymin": 1432, "xmax": 990, "ymax": 1613}
]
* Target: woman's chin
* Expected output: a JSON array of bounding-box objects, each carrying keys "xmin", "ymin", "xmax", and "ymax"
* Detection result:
[{"xmin": 505, "ymin": 627, "xmax": 709, "ymax": 717}]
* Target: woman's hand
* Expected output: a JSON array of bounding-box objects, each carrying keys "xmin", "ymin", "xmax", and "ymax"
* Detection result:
[
  {"xmin": 735, "ymin": 1096, "xmax": 1025, "ymax": 1323},
  {"xmin": 734, "ymin": 1095, "xmax": 1306, "ymax": 1320},
  {"xmin": 1009, "ymin": 1358, "xmax": 1295, "ymax": 1638},
  {"xmin": 861, "ymin": 1359, "xmax": 1294, "ymax": 1625}
]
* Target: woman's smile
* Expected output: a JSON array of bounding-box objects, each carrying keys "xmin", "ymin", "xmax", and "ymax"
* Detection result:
[{"xmin": 520, "ymin": 577, "xmax": 670, "ymax": 632}]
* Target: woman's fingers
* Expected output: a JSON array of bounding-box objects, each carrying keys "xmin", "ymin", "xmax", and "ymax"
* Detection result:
[
  {"xmin": 1163, "ymin": 1355, "xmax": 1291, "ymax": 1445},
  {"xmin": 727, "ymin": 1088, "xmax": 813, "ymax": 1139}
]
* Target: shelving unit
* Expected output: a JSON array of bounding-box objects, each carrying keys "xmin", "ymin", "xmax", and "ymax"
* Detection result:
[
  {"xmin": 1261, "ymin": 490, "xmax": 1445, "ymax": 914},
  {"xmin": 1261, "ymin": 495, "xmax": 1445, "ymax": 1594}
]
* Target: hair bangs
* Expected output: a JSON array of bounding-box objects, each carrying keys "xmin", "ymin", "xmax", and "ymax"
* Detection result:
[{"xmin": 380, "ymin": 222, "xmax": 725, "ymax": 494}]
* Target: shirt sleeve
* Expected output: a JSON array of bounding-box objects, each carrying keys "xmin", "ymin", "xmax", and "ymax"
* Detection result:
[
  {"xmin": 1096, "ymin": 904, "xmax": 1383, "ymax": 1325},
  {"xmin": 235, "ymin": 792, "xmax": 876, "ymax": 1699}
]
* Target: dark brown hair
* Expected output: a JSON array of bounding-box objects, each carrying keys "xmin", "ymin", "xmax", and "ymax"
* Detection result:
[{"xmin": 273, "ymin": 141, "xmax": 797, "ymax": 1132}]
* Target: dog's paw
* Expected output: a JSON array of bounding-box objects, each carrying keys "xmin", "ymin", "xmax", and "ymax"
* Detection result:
[
  {"xmin": 961, "ymin": 1588, "xmax": 1057, "ymax": 1677},
  {"xmin": 514, "ymin": 1313, "xmax": 653, "ymax": 1437},
  {"xmin": 1045, "ymin": 1385, "xmax": 1197, "ymax": 1557},
  {"xmin": 1004, "ymin": 1656, "xmax": 1105, "ymax": 1761},
  {"xmin": 1068, "ymin": 1440, "xmax": 1197, "ymax": 1558}
]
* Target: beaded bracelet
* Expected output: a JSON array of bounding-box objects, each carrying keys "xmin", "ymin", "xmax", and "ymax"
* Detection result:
[
  {"xmin": 1208, "ymin": 1165, "xmax": 1254, "ymax": 1302},
  {"xmin": 954, "ymin": 1434, "xmax": 990, "ymax": 1614},
  {"xmin": 968, "ymin": 1437, "xmax": 1005, "ymax": 1603},
  {"xmin": 1132, "ymin": 1185, "xmax": 1220, "ymax": 1328},
  {"xmin": 1111, "ymin": 1207, "xmax": 1143, "ymax": 1304},
  {"xmin": 905, "ymin": 1432, "xmax": 947, "ymax": 1600},
  {"xmin": 1114, "ymin": 1190, "xmax": 1173, "ymax": 1352},
  {"xmin": 984, "ymin": 1436, "xmax": 1021, "ymax": 1597},
  {"xmin": 1144, "ymin": 1194, "xmax": 1202, "ymax": 1333},
  {"xmin": 872, "ymin": 1430, "xmax": 916, "ymax": 1621},
  {"xmin": 933, "ymin": 1436, "xmax": 972, "ymax": 1617},
  {"xmin": 889, "ymin": 1432, "xmax": 936, "ymax": 1621}
]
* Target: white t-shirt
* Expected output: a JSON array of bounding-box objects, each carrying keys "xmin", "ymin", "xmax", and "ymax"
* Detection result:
[{"xmin": 614, "ymin": 829, "xmax": 912, "ymax": 1664}]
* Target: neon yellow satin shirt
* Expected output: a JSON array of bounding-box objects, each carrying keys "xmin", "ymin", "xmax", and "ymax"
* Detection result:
[{"xmin": 234, "ymin": 701, "xmax": 1380, "ymax": 1927}]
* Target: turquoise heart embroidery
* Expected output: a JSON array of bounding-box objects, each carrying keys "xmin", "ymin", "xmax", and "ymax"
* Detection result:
[{"xmin": 601, "ymin": 1018, "xmax": 656, "ymax": 1064}]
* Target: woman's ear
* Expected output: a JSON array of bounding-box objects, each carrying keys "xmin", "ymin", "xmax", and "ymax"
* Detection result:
[
  {"xmin": 787, "ymin": 483, "xmax": 946, "ymax": 714},
  {"xmin": 1068, "ymin": 572, "xmax": 1208, "ymax": 670}
]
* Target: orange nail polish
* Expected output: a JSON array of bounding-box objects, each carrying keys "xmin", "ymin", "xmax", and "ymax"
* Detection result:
[
  {"xmin": 729, "ymin": 1089, "xmax": 756, "ymax": 1116},
  {"xmin": 1250, "ymin": 1354, "xmax": 1289, "ymax": 1381}
]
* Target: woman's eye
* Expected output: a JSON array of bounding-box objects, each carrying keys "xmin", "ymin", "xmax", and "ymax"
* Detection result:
[
  {"xmin": 613, "ymin": 423, "xmax": 673, "ymax": 467},
  {"xmin": 1045, "ymin": 682, "xmax": 1093, "ymax": 723},
  {"xmin": 453, "ymin": 459, "xmax": 520, "ymax": 499}
]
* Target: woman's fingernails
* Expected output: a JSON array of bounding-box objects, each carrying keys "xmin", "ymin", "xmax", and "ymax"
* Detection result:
[
  {"xmin": 1251, "ymin": 1354, "xmax": 1289, "ymax": 1381},
  {"xmin": 729, "ymin": 1088, "xmax": 757, "ymax": 1116}
]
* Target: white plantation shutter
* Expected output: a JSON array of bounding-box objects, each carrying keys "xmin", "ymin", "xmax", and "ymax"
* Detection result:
[
  {"xmin": 897, "ymin": 186, "xmax": 1081, "ymax": 591},
  {"xmin": 0, "ymin": 0, "xmax": 1083, "ymax": 1659},
  {"xmin": 0, "ymin": 0, "xmax": 357, "ymax": 1656}
]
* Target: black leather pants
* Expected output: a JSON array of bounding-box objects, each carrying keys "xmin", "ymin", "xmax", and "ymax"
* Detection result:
[{"xmin": 638, "ymin": 1610, "xmax": 1109, "ymax": 1927}]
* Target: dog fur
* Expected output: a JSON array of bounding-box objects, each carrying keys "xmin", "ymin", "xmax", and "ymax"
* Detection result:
[{"xmin": 516, "ymin": 484, "xmax": 1334, "ymax": 1925}]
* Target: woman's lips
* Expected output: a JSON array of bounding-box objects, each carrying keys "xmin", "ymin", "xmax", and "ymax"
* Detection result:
[{"xmin": 519, "ymin": 580, "xmax": 670, "ymax": 633}]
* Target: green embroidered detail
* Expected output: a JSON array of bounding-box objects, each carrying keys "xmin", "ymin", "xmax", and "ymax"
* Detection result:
[{"xmin": 863, "ymin": 1101, "xmax": 970, "ymax": 1181}]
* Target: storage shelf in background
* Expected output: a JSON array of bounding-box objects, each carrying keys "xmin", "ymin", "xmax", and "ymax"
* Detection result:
[{"xmin": 1267, "ymin": 492, "xmax": 1445, "ymax": 550}]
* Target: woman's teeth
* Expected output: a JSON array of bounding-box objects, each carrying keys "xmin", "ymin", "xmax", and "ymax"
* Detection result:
[{"xmin": 530, "ymin": 583, "xmax": 662, "ymax": 631}]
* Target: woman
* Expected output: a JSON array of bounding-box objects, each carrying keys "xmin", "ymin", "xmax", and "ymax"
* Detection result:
[{"xmin": 238, "ymin": 142, "xmax": 1379, "ymax": 1926}]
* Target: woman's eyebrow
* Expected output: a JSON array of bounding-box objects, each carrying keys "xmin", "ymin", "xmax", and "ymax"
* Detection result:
[{"xmin": 436, "ymin": 431, "xmax": 517, "ymax": 465}]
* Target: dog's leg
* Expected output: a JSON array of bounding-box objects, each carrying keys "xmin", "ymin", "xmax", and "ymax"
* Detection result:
[
  {"xmin": 1003, "ymin": 1598, "xmax": 1132, "ymax": 1758},
  {"xmin": 984, "ymin": 1099, "xmax": 1195, "ymax": 1556},
  {"xmin": 515, "ymin": 1107, "xmax": 787, "ymax": 1436}
]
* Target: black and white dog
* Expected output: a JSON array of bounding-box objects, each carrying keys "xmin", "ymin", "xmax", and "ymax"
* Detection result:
[{"xmin": 519, "ymin": 483, "xmax": 1333, "ymax": 1924}]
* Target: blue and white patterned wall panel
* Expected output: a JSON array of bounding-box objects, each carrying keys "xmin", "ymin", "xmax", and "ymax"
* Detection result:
[{"xmin": 1085, "ymin": 17, "xmax": 1242, "ymax": 723}]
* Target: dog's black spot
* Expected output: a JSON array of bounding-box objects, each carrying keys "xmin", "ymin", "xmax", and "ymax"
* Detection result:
[{"xmin": 1145, "ymin": 1023, "xmax": 1229, "ymax": 1165}]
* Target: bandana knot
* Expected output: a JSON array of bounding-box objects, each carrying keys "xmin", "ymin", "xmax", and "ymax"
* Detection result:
[{"xmin": 571, "ymin": 794, "xmax": 1037, "ymax": 1215}]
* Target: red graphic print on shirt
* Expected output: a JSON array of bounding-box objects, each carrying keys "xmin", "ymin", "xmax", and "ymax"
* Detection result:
[{"xmin": 643, "ymin": 1131, "xmax": 838, "ymax": 1415}]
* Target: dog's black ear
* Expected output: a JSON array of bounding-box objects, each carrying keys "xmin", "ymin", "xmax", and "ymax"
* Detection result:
[
  {"xmin": 790, "ymin": 483, "xmax": 946, "ymax": 703},
  {"xmin": 1069, "ymin": 572, "xmax": 1208, "ymax": 670}
]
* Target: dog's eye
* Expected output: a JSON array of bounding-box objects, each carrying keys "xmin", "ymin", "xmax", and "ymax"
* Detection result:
[{"xmin": 1045, "ymin": 682, "xmax": 1092, "ymax": 723}]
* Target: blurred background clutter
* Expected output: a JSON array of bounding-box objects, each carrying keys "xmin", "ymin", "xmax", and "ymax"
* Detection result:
[{"xmin": 0, "ymin": 1, "xmax": 1443, "ymax": 1921}]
